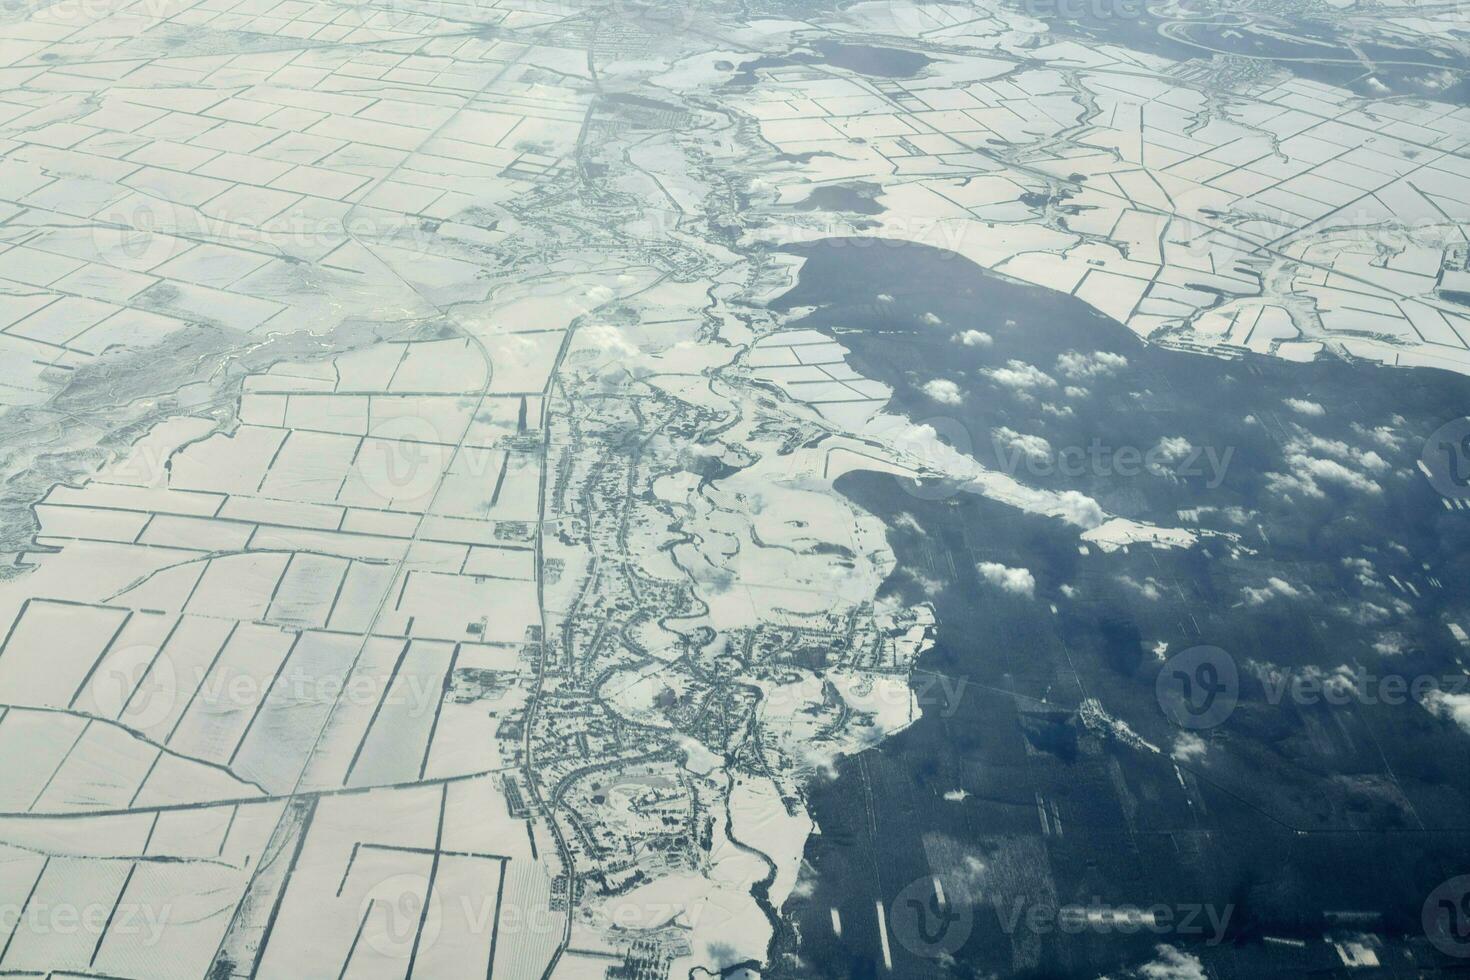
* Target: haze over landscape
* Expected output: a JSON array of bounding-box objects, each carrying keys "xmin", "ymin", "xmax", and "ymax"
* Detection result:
[{"xmin": 0, "ymin": 0, "xmax": 1466, "ymax": 975}]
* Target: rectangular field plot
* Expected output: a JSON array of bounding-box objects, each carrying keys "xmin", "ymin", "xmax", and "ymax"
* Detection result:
[{"xmin": 0, "ymin": 600, "xmax": 130, "ymax": 709}]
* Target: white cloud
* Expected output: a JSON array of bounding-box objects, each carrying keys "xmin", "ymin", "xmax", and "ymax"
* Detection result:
[
  {"xmin": 1284, "ymin": 398, "xmax": 1325, "ymax": 416},
  {"xmin": 905, "ymin": 569, "xmax": 945, "ymax": 596},
  {"xmin": 1171, "ymin": 732, "xmax": 1207, "ymax": 763},
  {"xmin": 1119, "ymin": 575, "xmax": 1164, "ymax": 601},
  {"xmin": 1373, "ymin": 633, "xmax": 1404, "ymax": 656},
  {"xmin": 953, "ymin": 329, "xmax": 991, "ymax": 346},
  {"xmin": 582, "ymin": 323, "xmax": 637, "ymax": 356},
  {"xmin": 923, "ymin": 312, "xmax": 943, "ymax": 325},
  {"xmin": 1296, "ymin": 433, "xmax": 1388, "ymax": 472},
  {"xmin": 1423, "ymin": 689, "xmax": 1470, "ymax": 737},
  {"xmin": 1152, "ymin": 436, "xmax": 1192, "ymax": 464},
  {"xmin": 1242, "ymin": 576, "xmax": 1302, "ymax": 605},
  {"xmin": 921, "ymin": 378, "xmax": 963, "ymax": 405},
  {"xmin": 1297, "ymin": 455, "xmax": 1381, "ymax": 494},
  {"xmin": 894, "ymin": 512, "xmax": 925, "ymax": 535},
  {"xmin": 1342, "ymin": 556, "xmax": 1380, "ymax": 588},
  {"xmin": 884, "ymin": 420, "xmax": 1106, "ymax": 529},
  {"xmin": 1134, "ymin": 944, "xmax": 1208, "ymax": 980},
  {"xmin": 1056, "ymin": 350, "xmax": 1127, "ymax": 380},
  {"xmin": 977, "ymin": 562, "xmax": 1035, "ymax": 597},
  {"xmin": 1188, "ymin": 505, "xmax": 1250, "ymax": 525},
  {"xmin": 992, "ymin": 426, "xmax": 1051, "ymax": 461},
  {"xmin": 1420, "ymin": 69, "xmax": 1456, "ymax": 91},
  {"xmin": 1266, "ymin": 446, "xmax": 1383, "ymax": 499},
  {"xmin": 983, "ymin": 359, "xmax": 1055, "ymax": 391},
  {"xmin": 1052, "ymin": 490, "xmax": 1106, "ymax": 529},
  {"xmin": 1345, "ymin": 601, "xmax": 1395, "ymax": 625},
  {"xmin": 1352, "ymin": 423, "xmax": 1402, "ymax": 451}
]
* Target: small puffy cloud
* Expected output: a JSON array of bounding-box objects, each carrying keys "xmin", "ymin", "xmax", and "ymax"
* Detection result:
[
  {"xmin": 1296, "ymin": 433, "xmax": 1388, "ymax": 472},
  {"xmin": 876, "ymin": 293, "xmax": 894, "ymax": 303},
  {"xmin": 1353, "ymin": 422, "xmax": 1403, "ymax": 451},
  {"xmin": 1188, "ymin": 505, "xmax": 1250, "ymax": 526},
  {"xmin": 1152, "ymin": 436, "xmax": 1193, "ymax": 464},
  {"xmin": 922, "ymin": 312, "xmax": 943, "ymax": 325},
  {"xmin": 581, "ymin": 323, "xmax": 637, "ymax": 356},
  {"xmin": 1171, "ymin": 732, "xmax": 1207, "ymax": 763},
  {"xmin": 983, "ymin": 359, "xmax": 1056, "ymax": 391},
  {"xmin": 1345, "ymin": 601, "xmax": 1397, "ymax": 625},
  {"xmin": 1060, "ymin": 583, "xmax": 1078, "ymax": 598},
  {"xmin": 1423, "ymin": 689, "xmax": 1470, "ymax": 737},
  {"xmin": 1135, "ymin": 944, "xmax": 1208, "ymax": 980},
  {"xmin": 905, "ymin": 569, "xmax": 945, "ymax": 596},
  {"xmin": 1297, "ymin": 456, "xmax": 1381, "ymax": 494},
  {"xmin": 1420, "ymin": 69, "xmax": 1456, "ymax": 91},
  {"xmin": 1056, "ymin": 350, "xmax": 1127, "ymax": 380},
  {"xmin": 1102, "ymin": 945, "xmax": 1210, "ymax": 980},
  {"xmin": 977, "ymin": 562, "xmax": 1035, "ymax": 597},
  {"xmin": 1284, "ymin": 398, "xmax": 1325, "ymax": 416},
  {"xmin": 894, "ymin": 512, "xmax": 925, "ymax": 535},
  {"xmin": 1242, "ymin": 576, "xmax": 1302, "ymax": 605},
  {"xmin": 1063, "ymin": 385, "xmax": 1088, "ymax": 399},
  {"xmin": 1373, "ymin": 633, "xmax": 1404, "ymax": 656},
  {"xmin": 992, "ymin": 426, "xmax": 1051, "ymax": 461},
  {"xmin": 1119, "ymin": 575, "xmax": 1164, "ymax": 601},
  {"xmin": 921, "ymin": 378, "xmax": 963, "ymax": 405},
  {"xmin": 953, "ymin": 329, "xmax": 992, "ymax": 347},
  {"xmin": 1358, "ymin": 450, "xmax": 1388, "ymax": 471},
  {"xmin": 1053, "ymin": 490, "xmax": 1106, "ymax": 529},
  {"xmin": 1266, "ymin": 445, "xmax": 1383, "ymax": 499},
  {"xmin": 1342, "ymin": 556, "xmax": 1380, "ymax": 588}
]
